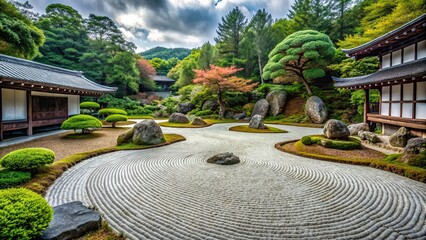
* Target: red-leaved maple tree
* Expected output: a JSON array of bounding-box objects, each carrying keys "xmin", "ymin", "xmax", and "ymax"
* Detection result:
[{"xmin": 194, "ymin": 65, "xmax": 257, "ymax": 118}]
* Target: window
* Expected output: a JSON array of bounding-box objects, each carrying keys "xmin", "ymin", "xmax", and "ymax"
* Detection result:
[
  {"xmin": 417, "ymin": 40, "xmax": 426, "ymax": 59},
  {"xmin": 403, "ymin": 44, "xmax": 415, "ymax": 63},
  {"xmin": 1, "ymin": 88, "xmax": 27, "ymax": 121},
  {"xmin": 382, "ymin": 54, "xmax": 391, "ymax": 68},
  {"xmin": 392, "ymin": 49, "xmax": 402, "ymax": 66}
]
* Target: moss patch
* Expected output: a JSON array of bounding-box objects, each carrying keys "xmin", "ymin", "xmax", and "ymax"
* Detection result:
[
  {"xmin": 264, "ymin": 120, "xmax": 323, "ymax": 128},
  {"xmin": 277, "ymin": 140, "xmax": 426, "ymax": 183},
  {"xmin": 229, "ymin": 125, "xmax": 288, "ymax": 133},
  {"xmin": 159, "ymin": 122, "xmax": 212, "ymax": 128},
  {"xmin": 20, "ymin": 134, "xmax": 185, "ymax": 195},
  {"xmin": 127, "ymin": 115, "xmax": 154, "ymax": 119}
]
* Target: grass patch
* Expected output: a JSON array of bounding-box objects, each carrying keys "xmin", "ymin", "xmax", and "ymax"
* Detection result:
[
  {"xmin": 127, "ymin": 115, "xmax": 153, "ymax": 119},
  {"xmin": 62, "ymin": 132, "xmax": 105, "ymax": 139},
  {"xmin": 101, "ymin": 120, "xmax": 137, "ymax": 126},
  {"xmin": 80, "ymin": 221, "xmax": 125, "ymax": 240},
  {"xmin": 229, "ymin": 125, "xmax": 288, "ymax": 133},
  {"xmin": 265, "ymin": 117, "xmax": 323, "ymax": 128},
  {"xmin": 159, "ymin": 122, "xmax": 211, "ymax": 128},
  {"xmin": 20, "ymin": 134, "xmax": 185, "ymax": 195},
  {"xmin": 276, "ymin": 140, "xmax": 426, "ymax": 183}
]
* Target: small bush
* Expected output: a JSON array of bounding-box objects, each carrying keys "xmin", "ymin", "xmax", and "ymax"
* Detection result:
[
  {"xmin": 98, "ymin": 108, "xmax": 127, "ymax": 116},
  {"xmin": 407, "ymin": 152, "xmax": 426, "ymax": 169},
  {"xmin": 0, "ymin": 170, "xmax": 31, "ymax": 189},
  {"xmin": 80, "ymin": 102, "xmax": 100, "ymax": 109},
  {"xmin": 301, "ymin": 136, "xmax": 312, "ymax": 145},
  {"xmin": 1, "ymin": 148, "xmax": 55, "ymax": 171},
  {"xmin": 61, "ymin": 114, "xmax": 102, "ymax": 133},
  {"xmin": 243, "ymin": 103, "xmax": 255, "ymax": 116},
  {"xmin": 105, "ymin": 114, "xmax": 128, "ymax": 127},
  {"xmin": 195, "ymin": 110, "xmax": 213, "ymax": 116},
  {"xmin": 329, "ymin": 139, "xmax": 361, "ymax": 150},
  {"xmin": 0, "ymin": 188, "xmax": 53, "ymax": 239}
]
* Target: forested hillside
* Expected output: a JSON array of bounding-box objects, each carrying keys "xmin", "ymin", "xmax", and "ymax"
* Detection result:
[{"xmin": 140, "ymin": 47, "xmax": 191, "ymax": 60}]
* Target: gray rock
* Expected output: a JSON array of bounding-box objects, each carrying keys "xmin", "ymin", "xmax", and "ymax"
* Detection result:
[
  {"xmin": 266, "ymin": 90, "xmax": 287, "ymax": 117},
  {"xmin": 348, "ymin": 123, "xmax": 369, "ymax": 136},
  {"xmin": 192, "ymin": 117, "xmax": 208, "ymax": 126},
  {"xmin": 305, "ymin": 96, "xmax": 328, "ymax": 123},
  {"xmin": 364, "ymin": 131, "xmax": 380, "ymax": 143},
  {"xmin": 169, "ymin": 113, "xmax": 190, "ymax": 123},
  {"xmin": 207, "ymin": 152, "xmax": 240, "ymax": 165},
  {"xmin": 42, "ymin": 201, "xmax": 101, "ymax": 240},
  {"xmin": 323, "ymin": 119, "xmax": 350, "ymax": 139},
  {"xmin": 225, "ymin": 111, "xmax": 235, "ymax": 119},
  {"xmin": 249, "ymin": 114, "xmax": 266, "ymax": 129},
  {"xmin": 389, "ymin": 127, "xmax": 414, "ymax": 147},
  {"xmin": 133, "ymin": 120, "xmax": 165, "ymax": 145},
  {"xmin": 178, "ymin": 102, "xmax": 194, "ymax": 114},
  {"xmin": 117, "ymin": 128, "xmax": 134, "ymax": 145},
  {"xmin": 202, "ymin": 99, "xmax": 219, "ymax": 111},
  {"xmin": 404, "ymin": 137, "xmax": 426, "ymax": 155},
  {"xmin": 251, "ymin": 99, "xmax": 270, "ymax": 119},
  {"xmin": 234, "ymin": 112, "xmax": 246, "ymax": 120}
]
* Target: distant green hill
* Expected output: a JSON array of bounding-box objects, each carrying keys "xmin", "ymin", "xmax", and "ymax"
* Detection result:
[{"xmin": 140, "ymin": 47, "xmax": 191, "ymax": 60}]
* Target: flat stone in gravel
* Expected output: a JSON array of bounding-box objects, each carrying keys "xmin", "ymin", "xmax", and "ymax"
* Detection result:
[
  {"xmin": 169, "ymin": 113, "xmax": 190, "ymax": 123},
  {"xmin": 192, "ymin": 117, "xmax": 208, "ymax": 126},
  {"xmin": 42, "ymin": 201, "xmax": 101, "ymax": 240},
  {"xmin": 207, "ymin": 152, "xmax": 240, "ymax": 165}
]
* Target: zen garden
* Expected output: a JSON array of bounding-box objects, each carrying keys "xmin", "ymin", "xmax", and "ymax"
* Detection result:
[{"xmin": 0, "ymin": 0, "xmax": 425, "ymax": 239}]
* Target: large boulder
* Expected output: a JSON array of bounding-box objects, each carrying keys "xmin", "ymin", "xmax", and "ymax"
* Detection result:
[
  {"xmin": 133, "ymin": 120, "xmax": 165, "ymax": 145},
  {"xmin": 207, "ymin": 152, "xmax": 240, "ymax": 165},
  {"xmin": 404, "ymin": 137, "xmax": 426, "ymax": 155},
  {"xmin": 266, "ymin": 90, "xmax": 287, "ymax": 117},
  {"xmin": 358, "ymin": 130, "xmax": 380, "ymax": 143},
  {"xmin": 251, "ymin": 99, "xmax": 269, "ymax": 119},
  {"xmin": 305, "ymin": 96, "xmax": 328, "ymax": 123},
  {"xmin": 249, "ymin": 114, "xmax": 266, "ymax": 129},
  {"xmin": 389, "ymin": 127, "xmax": 414, "ymax": 147},
  {"xmin": 202, "ymin": 99, "xmax": 219, "ymax": 111},
  {"xmin": 178, "ymin": 102, "xmax": 194, "ymax": 114},
  {"xmin": 192, "ymin": 117, "xmax": 208, "ymax": 126},
  {"xmin": 117, "ymin": 128, "xmax": 134, "ymax": 145},
  {"xmin": 42, "ymin": 201, "xmax": 101, "ymax": 240},
  {"xmin": 348, "ymin": 123, "xmax": 369, "ymax": 136},
  {"xmin": 323, "ymin": 119, "xmax": 350, "ymax": 139},
  {"xmin": 169, "ymin": 113, "xmax": 190, "ymax": 123}
]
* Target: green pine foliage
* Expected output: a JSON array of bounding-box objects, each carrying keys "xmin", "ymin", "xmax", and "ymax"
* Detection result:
[
  {"xmin": 61, "ymin": 114, "xmax": 103, "ymax": 133},
  {"xmin": 105, "ymin": 114, "xmax": 128, "ymax": 127},
  {"xmin": 0, "ymin": 170, "xmax": 31, "ymax": 189},
  {"xmin": 140, "ymin": 47, "xmax": 191, "ymax": 60},
  {"xmin": 263, "ymin": 30, "xmax": 335, "ymax": 95},
  {"xmin": 80, "ymin": 102, "xmax": 100, "ymax": 109},
  {"xmin": 0, "ymin": 188, "xmax": 53, "ymax": 239},
  {"xmin": 0, "ymin": 148, "xmax": 55, "ymax": 171},
  {"xmin": 98, "ymin": 108, "xmax": 127, "ymax": 116}
]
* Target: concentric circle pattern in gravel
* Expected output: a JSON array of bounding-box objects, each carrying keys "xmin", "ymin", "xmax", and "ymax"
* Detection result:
[{"xmin": 46, "ymin": 123, "xmax": 426, "ymax": 239}]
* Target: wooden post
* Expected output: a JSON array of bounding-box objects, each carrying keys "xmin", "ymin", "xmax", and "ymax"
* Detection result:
[
  {"xmin": 364, "ymin": 88, "xmax": 370, "ymax": 123},
  {"xmin": 0, "ymin": 87, "xmax": 2, "ymax": 141},
  {"xmin": 27, "ymin": 90, "xmax": 33, "ymax": 136}
]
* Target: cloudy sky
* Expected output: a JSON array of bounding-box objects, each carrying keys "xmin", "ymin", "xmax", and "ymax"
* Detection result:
[{"xmin": 21, "ymin": 0, "xmax": 294, "ymax": 52}]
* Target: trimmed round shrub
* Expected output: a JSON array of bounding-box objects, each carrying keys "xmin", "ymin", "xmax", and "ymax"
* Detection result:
[
  {"xmin": 80, "ymin": 101, "xmax": 100, "ymax": 109},
  {"xmin": 1, "ymin": 148, "xmax": 55, "ymax": 171},
  {"xmin": 0, "ymin": 170, "xmax": 31, "ymax": 189},
  {"xmin": 105, "ymin": 114, "xmax": 128, "ymax": 127},
  {"xmin": 61, "ymin": 114, "xmax": 102, "ymax": 134},
  {"xmin": 301, "ymin": 136, "xmax": 312, "ymax": 145},
  {"xmin": 0, "ymin": 188, "xmax": 53, "ymax": 239},
  {"xmin": 329, "ymin": 139, "xmax": 361, "ymax": 150},
  {"xmin": 98, "ymin": 108, "xmax": 127, "ymax": 116}
]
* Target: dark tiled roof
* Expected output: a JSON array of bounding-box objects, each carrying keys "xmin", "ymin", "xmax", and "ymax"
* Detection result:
[
  {"xmin": 342, "ymin": 14, "xmax": 426, "ymax": 56},
  {"xmin": 333, "ymin": 58, "xmax": 426, "ymax": 88},
  {"xmin": 150, "ymin": 75, "xmax": 175, "ymax": 82},
  {"xmin": 0, "ymin": 54, "xmax": 116, "ymax": 93}
]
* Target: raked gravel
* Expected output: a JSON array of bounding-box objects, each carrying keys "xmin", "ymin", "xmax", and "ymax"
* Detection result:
[{"xmin": 46, "ymin": 123, "xmax": 426, "ymax": 240}]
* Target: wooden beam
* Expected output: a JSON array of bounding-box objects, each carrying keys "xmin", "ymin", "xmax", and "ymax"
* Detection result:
[
  {"xmin": 27, "ymin": 90, "xmax": 33, "ymax": 136},
  {"xmin": 0, "ymin": 87, "xmax": 2, "ymax": 141},
  {"xmin": 364, "ymin": 88, "xmax": 369, "ymax": 123},
  {"xmin": 367, "ymin": 113, "xmax": 426, "ymax": 130}
]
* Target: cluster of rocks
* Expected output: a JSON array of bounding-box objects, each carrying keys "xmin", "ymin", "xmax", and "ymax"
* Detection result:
[
  {"xmin": 117, "ymin": 119, "xmax": 165, "ymax": 145},
  {"xmin": 169, "ymin": 113, "xmax": 208, "ymax": 126},
  {"xmin": 42, "ymin": 201, "xmax": 101, "ymax": 240}
]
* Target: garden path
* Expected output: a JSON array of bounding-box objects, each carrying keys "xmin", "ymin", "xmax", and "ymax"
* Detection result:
[{"xmin": 46, "ymin": 123, "xmax": 426, "ymax": 239}]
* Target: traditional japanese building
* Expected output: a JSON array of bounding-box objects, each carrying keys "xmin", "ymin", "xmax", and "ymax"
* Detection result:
[
  {"xmin": 333, "ymin": 14, "xmax": 426, "ymax": 137},
  {"xmin": 0, "ymin": 54, "xmax": 116, "ymax": 140},
  {"xmin": 150, "ymin": 75, "xmax": 175, "ymax": 98}
]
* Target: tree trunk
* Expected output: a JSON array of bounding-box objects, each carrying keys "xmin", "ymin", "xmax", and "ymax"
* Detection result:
[
  {"xmin": 300, "ymin": 76, "xmax": 313, "ymax": 95},
  {"xmin": 258, "ymin": 54, "xmax": 264, "ymax": 84},
  {"xmin": 218, "ymin": 91, "xmax": 226, "ymax": 118},
  {"xmin": 112, "ymin": 122, "xmax": 116, "ymax": 128}
]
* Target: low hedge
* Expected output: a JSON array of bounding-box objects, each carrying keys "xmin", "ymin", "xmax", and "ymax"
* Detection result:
[
  {"xmin": 0, "ymin": 170, "xmax": 31, "ymax": 189},
  {"xmin": 105, "ymin": 114, "xmax": 128, "ymax": 127},
  {"xmin": 80, "ymin": 102, "xmax": 100, "ymax": 109},
  {"xmin": 98, "ymin": 108, "xmax": 127, "ymax": 116},
  {"xmin": 1, "ymin": 148, "xmax": 55, "ymax": 171},
  {"xmin": 301, "ymin": 136, "xmax": 312, "ymax": 145},
  {"xmin": 301, "ymin": 135, "xmax": 361, "ymax": 150},
  {"xmin": 0, "ymin": 188, "xmax": 53, "ymax": 239},
  {"xmin": 61, "ymin": 114, "xmax": 102, "ymax": 133}
]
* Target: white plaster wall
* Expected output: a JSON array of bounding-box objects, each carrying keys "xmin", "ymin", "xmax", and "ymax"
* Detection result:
[
  {"xmin": 2, "ymin": 88, "xmax": 27, "ymax": 121},
  {"xmin": 418, "ymin": 40, "xmax": 426, "ymax": 59},
  {"xmin": 31, "ymin": 91, "xmax": 80, "ymax": 116},
  {"xmin": 403, "ymin": 44, "xmax": 415, "ymax": 63},
  {"xmin": 392, "ymin": 50, "xmax": 401, "ymax": 66},
  {"xmin": 382, "ymin": 54, "xmax": 391, "ymax": 68}
]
